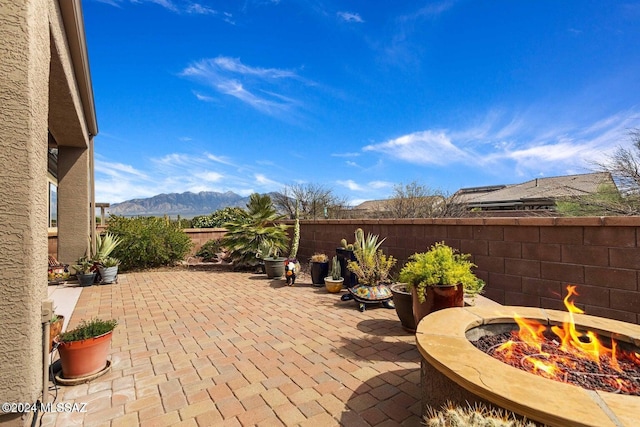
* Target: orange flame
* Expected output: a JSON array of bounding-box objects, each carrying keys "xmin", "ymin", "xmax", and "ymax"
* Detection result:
[
  {"xmin": 514, "ymin": 314, "xmax": 547, "ymax": 353},
  {"xmin": 498, "ymin": 285, "xmax": 626, "ymax": 377}
]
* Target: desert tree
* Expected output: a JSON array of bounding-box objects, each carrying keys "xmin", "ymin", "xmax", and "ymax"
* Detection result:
[
  {"xmin": 273, "ymin": 183, "xmax": 348, "ymax": 219},
  {"xmin": 557, "ymin": 128, "xmax": 640, "ymax": 216}
]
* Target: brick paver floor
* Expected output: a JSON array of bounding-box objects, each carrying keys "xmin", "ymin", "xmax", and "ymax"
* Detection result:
[{"xmin": 42, "ymin": 268, "xmax": 422, "ymax": 426}]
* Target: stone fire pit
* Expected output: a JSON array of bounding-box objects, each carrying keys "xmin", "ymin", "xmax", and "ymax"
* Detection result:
[{"xmin": 415, "ymin": 305, "xmax": 640, "ymax": 427}]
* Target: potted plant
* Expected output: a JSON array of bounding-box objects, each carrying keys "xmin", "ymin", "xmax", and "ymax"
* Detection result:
[
  {"xmin": 342, "ymin": 230, "xmax": 396, "ymax": 312},
  {"xmin": 94, "ymin": 232, "xmax": 122, "ymax": 284},
  {"xmin": 324, "ymin": 256, "xmax": 344, "ymax": 293},
  {"xmin": 221, "ymin": 193, "xmax": 289, "ymax": 272},
  {"xmin": 310, "ymin": 253, "xmax": 329, "ymax": 286},
  {"xmin": 259, "ymin": 242, "xmax": 286, "ymax": 279},
  {"xmin": 72, "ymin": 258, "xmax": 97, "ymax": 287},
  {"xmin": 97, "ymin": 256, "xmax": 120, "ymax": 284},
  {"xmin": 336, "ymin": 228, "xmax": 363, "ymax": 287},
  {"xmin": 399, "ymin": 241, "xmax": 485, "ymax": 326},
  {"xmin": 49, "ymin": 312, "xmax": 64, "ymax": 353},
  {"xmin": 389, "ymin": 283, "xmax": 415, "ymax": 332},
  {"xmin": 56, "ymin": 318, "xmax": 117, "ymax": 379}
]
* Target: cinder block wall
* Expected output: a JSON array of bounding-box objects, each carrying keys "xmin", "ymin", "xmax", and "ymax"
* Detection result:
[
  {"xmin": 184, "ymin": 228, "xmax": 227, "ymax": 256},
  {"xmin": 291, "ymin": 217, "xmax": 640, "ymax": 325},
  {"xmin": 104, "ymin": 217, "xmax": 640, "ymax": 325}
]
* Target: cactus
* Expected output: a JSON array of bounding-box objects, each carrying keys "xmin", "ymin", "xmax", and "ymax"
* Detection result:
[
  {"xmin": 330, "ymin": 256, "xmax": 342, "ymax": 280},
  {"xmin": 289, "ymin": 201, "xmax": 300, "ymax": 259},
  {"xmin": 424, "ymin": 403, "xmax": 536, "ymax": 427}
]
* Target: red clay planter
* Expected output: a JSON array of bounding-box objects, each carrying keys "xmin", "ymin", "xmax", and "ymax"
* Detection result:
[{"xmin": 57, "ymin": 330, "xmax": 113, "ymax": 379}]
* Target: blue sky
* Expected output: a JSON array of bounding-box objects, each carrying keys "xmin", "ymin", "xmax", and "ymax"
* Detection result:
[{"xmin": 85, "ymin": 0, "xmax": 640, "ymax": 205}]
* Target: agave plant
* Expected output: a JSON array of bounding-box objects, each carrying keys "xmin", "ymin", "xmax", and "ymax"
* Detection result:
[{"xmin": 94, "ymin": 232, "xmax": 122, "ymax": 263}]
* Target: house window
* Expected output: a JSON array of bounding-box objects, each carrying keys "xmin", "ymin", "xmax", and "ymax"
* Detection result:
[{"xmin": 49, "ymin": 181, "xmax": 57, "ymax": 229}]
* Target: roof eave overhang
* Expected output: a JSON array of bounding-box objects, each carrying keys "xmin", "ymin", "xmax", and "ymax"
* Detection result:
[{"xmin": 58, "ymin": 0, "xmax": 98, "ymax": 137}]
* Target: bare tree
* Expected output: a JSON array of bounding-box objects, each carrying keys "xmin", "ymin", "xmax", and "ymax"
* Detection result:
[
  {"xmin": 595, "ymin": 129, "xmax": 640, "ymax": 194},
  {"xmin": 273, "ymin": 183, "xmax": 347, "ymax": 219},
  {"xmin": 385, "ymin": 181, "xmax": 449, "ymax": 218},
  {"xmin": 556, "ymin": 129, "xmax": 640, "ymax": 216}
]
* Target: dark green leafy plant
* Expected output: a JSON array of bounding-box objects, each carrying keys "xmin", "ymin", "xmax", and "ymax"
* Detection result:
[
  {"xmin": 107, "ymin": 215, "xmax": 193, "ymax": 271},
  {"xmin": 191, "ymin": 207, "xmax": 246, "ymax": 228},
  {"xmin": 58, "ymin": 318, "xmax": 117, "ymax": 342},
  {"xmin": 195, "ymin": 239, "xmax": 223, "ymax": 262},
  {"xmin": 221, "ymin": 194, "xmax": 289, "ymax": 269}
]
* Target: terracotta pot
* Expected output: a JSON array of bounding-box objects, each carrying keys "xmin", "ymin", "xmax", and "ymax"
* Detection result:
[
  {"xmin": 57, "ymin": 331, "xmax": 113, "ymax": 379},
  {"xmin": 310, "ymin": 262, "xmax": 329, "ymax": 286},
  {"xmin": 390, "ymin": 284, "xmax": 415, "ymax": 332},
  {"xmin": 49, "ymin": 315, "xmax": 64, "ymax": 352},
  {"xmin": 324, "ymin": 277, "xmax": 344, "ymax": 293},
  {"xmin": 412, "ymin": 284, "xmax": 464, "ymax": 328}
]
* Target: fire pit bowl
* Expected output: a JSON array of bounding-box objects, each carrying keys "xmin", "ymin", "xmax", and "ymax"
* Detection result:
[{"xmin": 415, "ymin": 305, "xmax": 640, "ymax": 427}]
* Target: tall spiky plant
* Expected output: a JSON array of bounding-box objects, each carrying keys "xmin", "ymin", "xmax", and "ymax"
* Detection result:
[{"xmin": 289, "ymin": 200, "xmax": 300, "ymax": 260}]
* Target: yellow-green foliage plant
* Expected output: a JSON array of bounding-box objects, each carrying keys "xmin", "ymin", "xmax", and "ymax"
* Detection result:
[{"xmin": 399, "ymin": 241, "xmax": 484, "ymax": 303}]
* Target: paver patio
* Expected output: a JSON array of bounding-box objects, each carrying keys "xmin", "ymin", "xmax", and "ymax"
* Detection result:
[{"xmin": 42, "ymin": 268, "xmax": 422, "ymax": 426}]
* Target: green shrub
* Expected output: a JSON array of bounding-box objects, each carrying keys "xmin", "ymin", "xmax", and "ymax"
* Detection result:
[
  {"xmin": 59, "ymin": 318, "xmax": 118, "ymax": 342},
  {"xmin": 191, "ymin": 207, "xmax": 246, "ymax": 228},
  {"xmin": 195, "ymin": 239, "xmax": 223, "ymax": 262},
  {"xmin": 107, "ymin": 215, "xmax": 193, "ymax": 271}
]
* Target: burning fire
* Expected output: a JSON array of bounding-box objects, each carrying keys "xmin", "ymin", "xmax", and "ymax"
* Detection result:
[{"xmin": 493, "ymin": 285, "xmax": 640, "ymax": 393}]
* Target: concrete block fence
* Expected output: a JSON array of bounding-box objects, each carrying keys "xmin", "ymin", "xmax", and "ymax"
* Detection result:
[
  {"xmin": 287, "ymin": 217, "xmax": 640, "ymax": 325},
  {"xmin": 49, "ymin": 217, "xmax": 640, "ymax": 324}
]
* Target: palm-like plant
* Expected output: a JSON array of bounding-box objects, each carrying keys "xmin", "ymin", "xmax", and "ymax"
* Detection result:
[{"xmin": 221, "ymin": 193, "xmax": 290, "ymax": 269}]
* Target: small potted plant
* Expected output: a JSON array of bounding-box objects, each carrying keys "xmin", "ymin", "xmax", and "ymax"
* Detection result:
[
  {"xmin": 49, "ymin": 312, "xmax": 64, "ymax": 353},
  {"xmin": 399, "ymin": 241, "xmax": 485, "ymax": 326},
  {"xmin": 389, "ymin": 283, "xmax": 415, "ymax": 332},
  {"xmin": 56, "ymin": 318, "xmax": 118, "ymax": 379},
  {"xmin": 72, "ymin": 258, "xmax": 96, "ymax": 287},
  {"xmin": 342, "ymin": 230, "xmax": 396, "ymax": 312},
  {"xmin": 258, "ymin": 242, "xmax": 286, "ymax": 279},
  {"xmin": 97, "ymin": 256, "xmax": 120, "ymax": 284},
  {"xmin": 310, "ymin": 253, "xmax": 329, "ymax": 286},
  {"xmin": 324, "ymin": 256, "xmax": 344, "ymax": 293},
  {"xmin": 94, "ymin": 232, "xmax": 122, "ymax": 284}
]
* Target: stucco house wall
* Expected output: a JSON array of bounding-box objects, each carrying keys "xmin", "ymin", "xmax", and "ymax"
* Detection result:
[{"xmin": 0, "ymin": 1, "xmax": 97, "ymax": 425}]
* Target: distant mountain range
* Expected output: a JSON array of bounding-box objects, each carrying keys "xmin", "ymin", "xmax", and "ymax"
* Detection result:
[{"xmin": 108, "ymin": 191, "xmax": 250, "ymax": 218}]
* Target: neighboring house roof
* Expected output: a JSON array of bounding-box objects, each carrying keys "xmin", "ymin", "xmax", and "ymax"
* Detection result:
[
  {"xmin": 462, "ymin": 172, "xmax": 615, "ymax": 209},
  {"xmin": 353, "ymin": 199, "xmax": 391, "ymax": 211}
]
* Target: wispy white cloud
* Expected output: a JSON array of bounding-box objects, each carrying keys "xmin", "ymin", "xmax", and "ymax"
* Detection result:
[
  {"xmin": 364, "ymin": 130, "xmax": 470, "ymax": 165},
  {"xmin": 187, "ymin": 3, "xmax": 217, "ymax": 15},
  {"xmin": 337, "ymin": 179, "xmax": 364, "ymax": 191},
  {"xmin": 381, "ymin": 1, "xmax": 455, "ymax": 67},
  {"xmin": 337, "ymin": 11, "xmax": 364, "ymax": 23},
  {"xmin": 180, "ymin": 56, "xmax": 308, "ymax": 117},
  {"xmin": 331, "ymin": 152, "xmax": 360, "ymax": 157},
  {"xmin": 362, "ymin": 110, "xmax": 638, "ymax": 178},
  {"xmin": 368, "ymin": 180, "xmax": 393, "ymax": 189},
  {"xmin": 96, "ymin": 0, "xmax": 234, "ymax": 22},
  {"xmin": 95, "ymin": 151, "xmax": 288, "ymax": 203}
]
